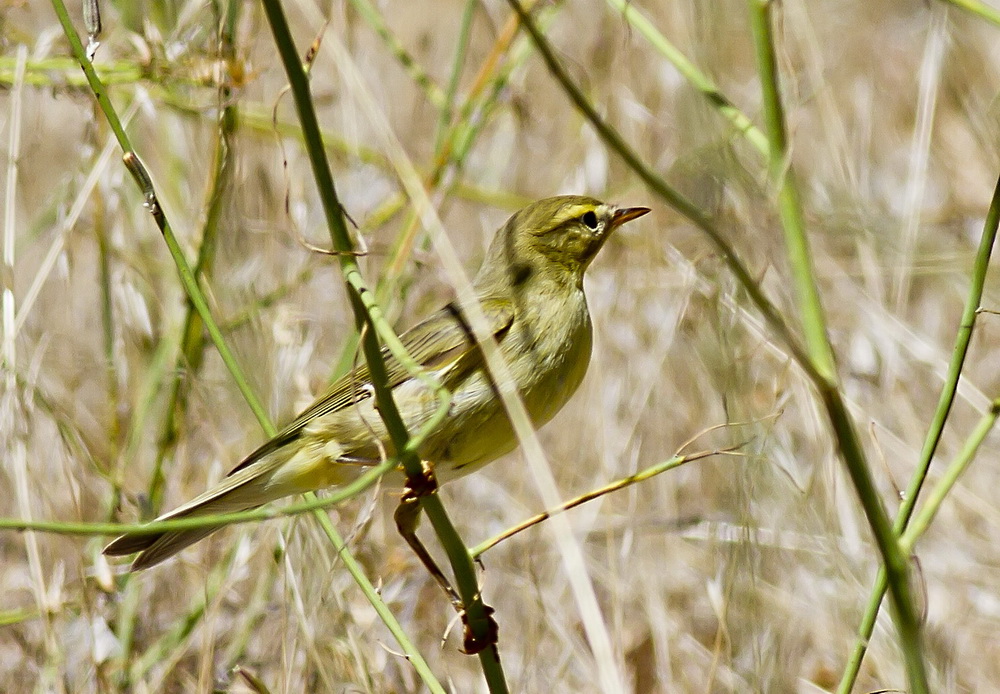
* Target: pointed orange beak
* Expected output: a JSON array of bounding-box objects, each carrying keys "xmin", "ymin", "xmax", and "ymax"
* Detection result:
[{"xmin": 610, "ymin": 206, "xmax": 651, "ymax": 229}]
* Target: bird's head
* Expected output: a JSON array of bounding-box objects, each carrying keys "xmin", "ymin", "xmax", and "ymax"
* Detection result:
[{"xmin": 476, "ymin": 195, "xmax": 650, "ymax": 292}]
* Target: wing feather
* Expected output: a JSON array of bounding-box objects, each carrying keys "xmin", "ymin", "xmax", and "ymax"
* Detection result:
[{"xmin": 227, "ymin": 297, "xmax": 514, "ymax": 476}]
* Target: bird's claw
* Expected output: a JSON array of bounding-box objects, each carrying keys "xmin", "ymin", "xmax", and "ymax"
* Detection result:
[
  {"xmin": 402, "ymin": 460, "xmax": 439, "ymax": 500},
  {"xmin": 461, "ymin": 604, "xmax": 499, "ymax": 655}
]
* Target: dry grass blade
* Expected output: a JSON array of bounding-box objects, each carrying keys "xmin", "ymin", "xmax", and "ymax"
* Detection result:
[{"xmin": 5, "ymin": 1, "xmax": 1000, "ymax": 692}]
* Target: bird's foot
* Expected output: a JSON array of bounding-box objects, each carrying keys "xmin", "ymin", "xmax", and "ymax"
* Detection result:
[
  {"xmin": 402, "ymin": 460, "xmax": 438, "ymax": 500},
  {"xmin": 461, "ymin": 604, "xmax": 499, "ymax": 655}
]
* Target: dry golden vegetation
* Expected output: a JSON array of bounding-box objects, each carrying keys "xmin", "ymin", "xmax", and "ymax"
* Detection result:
[{"xmin": 3, "ymin": 0, "xmax": 1000, "ymax": 692}]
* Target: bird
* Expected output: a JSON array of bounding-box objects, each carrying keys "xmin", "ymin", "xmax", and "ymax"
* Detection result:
[{"xmin": 103, "ymin": 195, "xmax": 649, "ymax": 570}]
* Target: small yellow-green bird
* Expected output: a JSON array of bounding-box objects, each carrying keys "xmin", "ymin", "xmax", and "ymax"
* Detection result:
[{"xmin": 104, "ymin": 195, "xmax": 649, "ymax": 570}]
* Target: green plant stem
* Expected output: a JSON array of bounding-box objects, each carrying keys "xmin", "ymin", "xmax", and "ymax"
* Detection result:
[
  {"xmin": 836, "ymin": 396, "xmax": 1000, "ymax": 691},
  {"xmin": 0, "ymin": 459, "xmax": 394, "ymax": 537},
  {"xmin": 471, "ymin": 448, "xmax": 725, "ymax": 557},
  {"xmin": 147, "ymin": 7, "xmax": 239, "ymax": 514},
  {"xmin": 0, "ymin": 56, "xmax": 143, "ymax": 87},
  {"xmin": 507, "ymin": 0, "xmax": 927, "ymax": 688},
  {"xmin": 434, "ymin": 0, "xmax": 477, "ymax": 152},
  {"xmin": 48, "ymin": 1, "xmax": 443, "ymax": 689},
  {"xmin": 748, "ymin": 3, "xmax": 926, "ymax": 691},
  {"xmin": 345, "ymin": 0, "xmax": 447, "ymax": 108},
  {"xmin": 943, "ymin": 0, "xmax": 1000, "ymax": 27},
  {"xmin": 899, "ymin": 399, "xmax": 1000, "ymax": 553},
  {"xmin": 748, "ymin": 1, "xmax": 837, "ymax": 379},
  {"xmin": 604, "ymin": 0, "xmax": 770, "ymax": 157},
  {"xmin": 838, "ymin": 172, "xmax": 1000, "ymax": 693},
  {"xmin": 503, "ymin": 0, "xmax": 811, "ymax": 378},
  {"xmin": 258, "ymin": 1, "xmax": 506, "ymax": 690}
]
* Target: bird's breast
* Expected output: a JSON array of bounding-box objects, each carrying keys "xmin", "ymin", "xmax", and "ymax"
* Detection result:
[
  {"xmin": 515, "ymin": 289, "xmax": 593, "ymax": 425},
  {"xmin": 425, "ymin": 286, "xmax": 593, "ymax": 478}
]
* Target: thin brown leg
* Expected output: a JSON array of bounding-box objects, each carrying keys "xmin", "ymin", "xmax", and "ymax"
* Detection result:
[
  {"xmin": 394, "ymin": 482, "xmax": 462, "ymax": 610},
  {"xmin": 394, "ymin": 462, "xmax": 499, "ymax": 654}
]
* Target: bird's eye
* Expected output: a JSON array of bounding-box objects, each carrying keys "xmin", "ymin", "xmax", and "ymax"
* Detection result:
[{"xmin": 581, "ymin": 210, "xmax": 599, "ymax": 230}]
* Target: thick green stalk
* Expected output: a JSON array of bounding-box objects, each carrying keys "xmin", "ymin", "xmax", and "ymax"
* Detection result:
[
  {"xmin": 257, "ymin": 1, "xmax": 507, "ymax": 690},
  {"xmin": 48, "ymin": 1, "xmax": 443, "ymax": 689},
  {"xmin": 503, "ymin": 0, "xmax": 812, "ymax": 377},
  {"xmin": 748, "ymin": 1, "xmax": 837, "ymax": 379},
  {"xmin": 507, "ymin": 0, "xmax": 928, "ymax": 688},
  {"xmin": 748, "ymin": 4, "xmax": 927, "ymax": 691},
  {"xmin": 838, "ymin": 172, "xmax": 1000, "ymax": 693}
]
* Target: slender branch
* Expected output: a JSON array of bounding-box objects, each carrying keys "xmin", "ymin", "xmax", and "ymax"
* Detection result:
[
  {"xmin": 748, "ymin": 4, "xmax": 927, "ymax": 691},
  {"xmin": 346, "ymin": 0, "xmax": 447, "ymax": 108},
  {"xmin": 0, "ymin": 459, "xmax": 392, "ymax": 538},
  {"xmin": 838, "ymin": 172, "xmax": 1000, "ymax": 693},
  {"xmin": 604, "ymin": 0, "xmax": 770, "ymax": 157},
  {"xmin": 257, "ymin": 1, "xmax": 506, "ymax": 689},
  {"xmin": 900, "ymin": 399, "xmax": 1000, "ymax": 553},
  {"xmin": 942, "ymin": 0, "xmax": 1000, "ymax": 27},
  {"xmin": 47, "ymin": 2, "xmax": 444, "ymax": 689},
  {"xmin": 507, "ymin": 0, "xmax": 928, "ymax": 688},
  {"xmin": 503, "ymin": 0, "xmax": 815, "ymax": 380},
  {"xmin": 471, "ymin": 447, "xmax": 736, "ymax": 557}
]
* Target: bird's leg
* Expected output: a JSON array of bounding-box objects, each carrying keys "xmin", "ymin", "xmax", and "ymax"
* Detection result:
[
  {"xmin": 394, "ymin": 461, "xmax": 499, "ymax": 654},
  {"xmin": 394, "ymin": 461, "xmax": 462, "ymax": 610}
]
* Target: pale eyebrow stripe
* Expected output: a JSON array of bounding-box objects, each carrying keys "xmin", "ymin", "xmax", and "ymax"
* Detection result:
[{"xmin": 546, "ymin": 204, "xmax": 593, "ymax": 229}]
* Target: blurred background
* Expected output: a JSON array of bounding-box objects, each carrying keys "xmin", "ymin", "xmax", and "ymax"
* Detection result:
[{"xmin": 2, "ymin": 0, "xmax": 1000, "ymax": 691}]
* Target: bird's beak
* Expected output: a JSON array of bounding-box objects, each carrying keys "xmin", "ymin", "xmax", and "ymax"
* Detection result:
[{"xmin": 610, "ymin": 206, "xmax": 651, "ymax": 229}]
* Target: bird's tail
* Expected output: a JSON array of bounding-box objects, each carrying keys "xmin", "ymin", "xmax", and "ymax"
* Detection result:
[{"xmin": 104, "ymin": 446, "xmax": 307, "ymax": 571}]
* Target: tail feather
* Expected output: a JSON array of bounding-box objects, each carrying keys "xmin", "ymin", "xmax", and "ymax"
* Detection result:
[
  {"xmin": 104, "ymin": 448, "xmax": 295, "ymax": 570},
  {"xmin": 102, "ymin": 528, "xmax": 166, "ymax": 557},
  {"xmin": 117, "ymin": 526, "xmax": 225, "ymax": 571}
]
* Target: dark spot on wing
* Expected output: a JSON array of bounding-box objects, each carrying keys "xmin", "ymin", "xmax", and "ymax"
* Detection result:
[{"xmin": 511, "ymin": 261, "xmax": 533, "ymax": 286}]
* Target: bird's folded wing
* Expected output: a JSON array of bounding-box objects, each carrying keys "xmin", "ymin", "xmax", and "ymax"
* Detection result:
[{"xmin": 226, "ymin": 297, "xmax": 515, "ymax": 475}]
